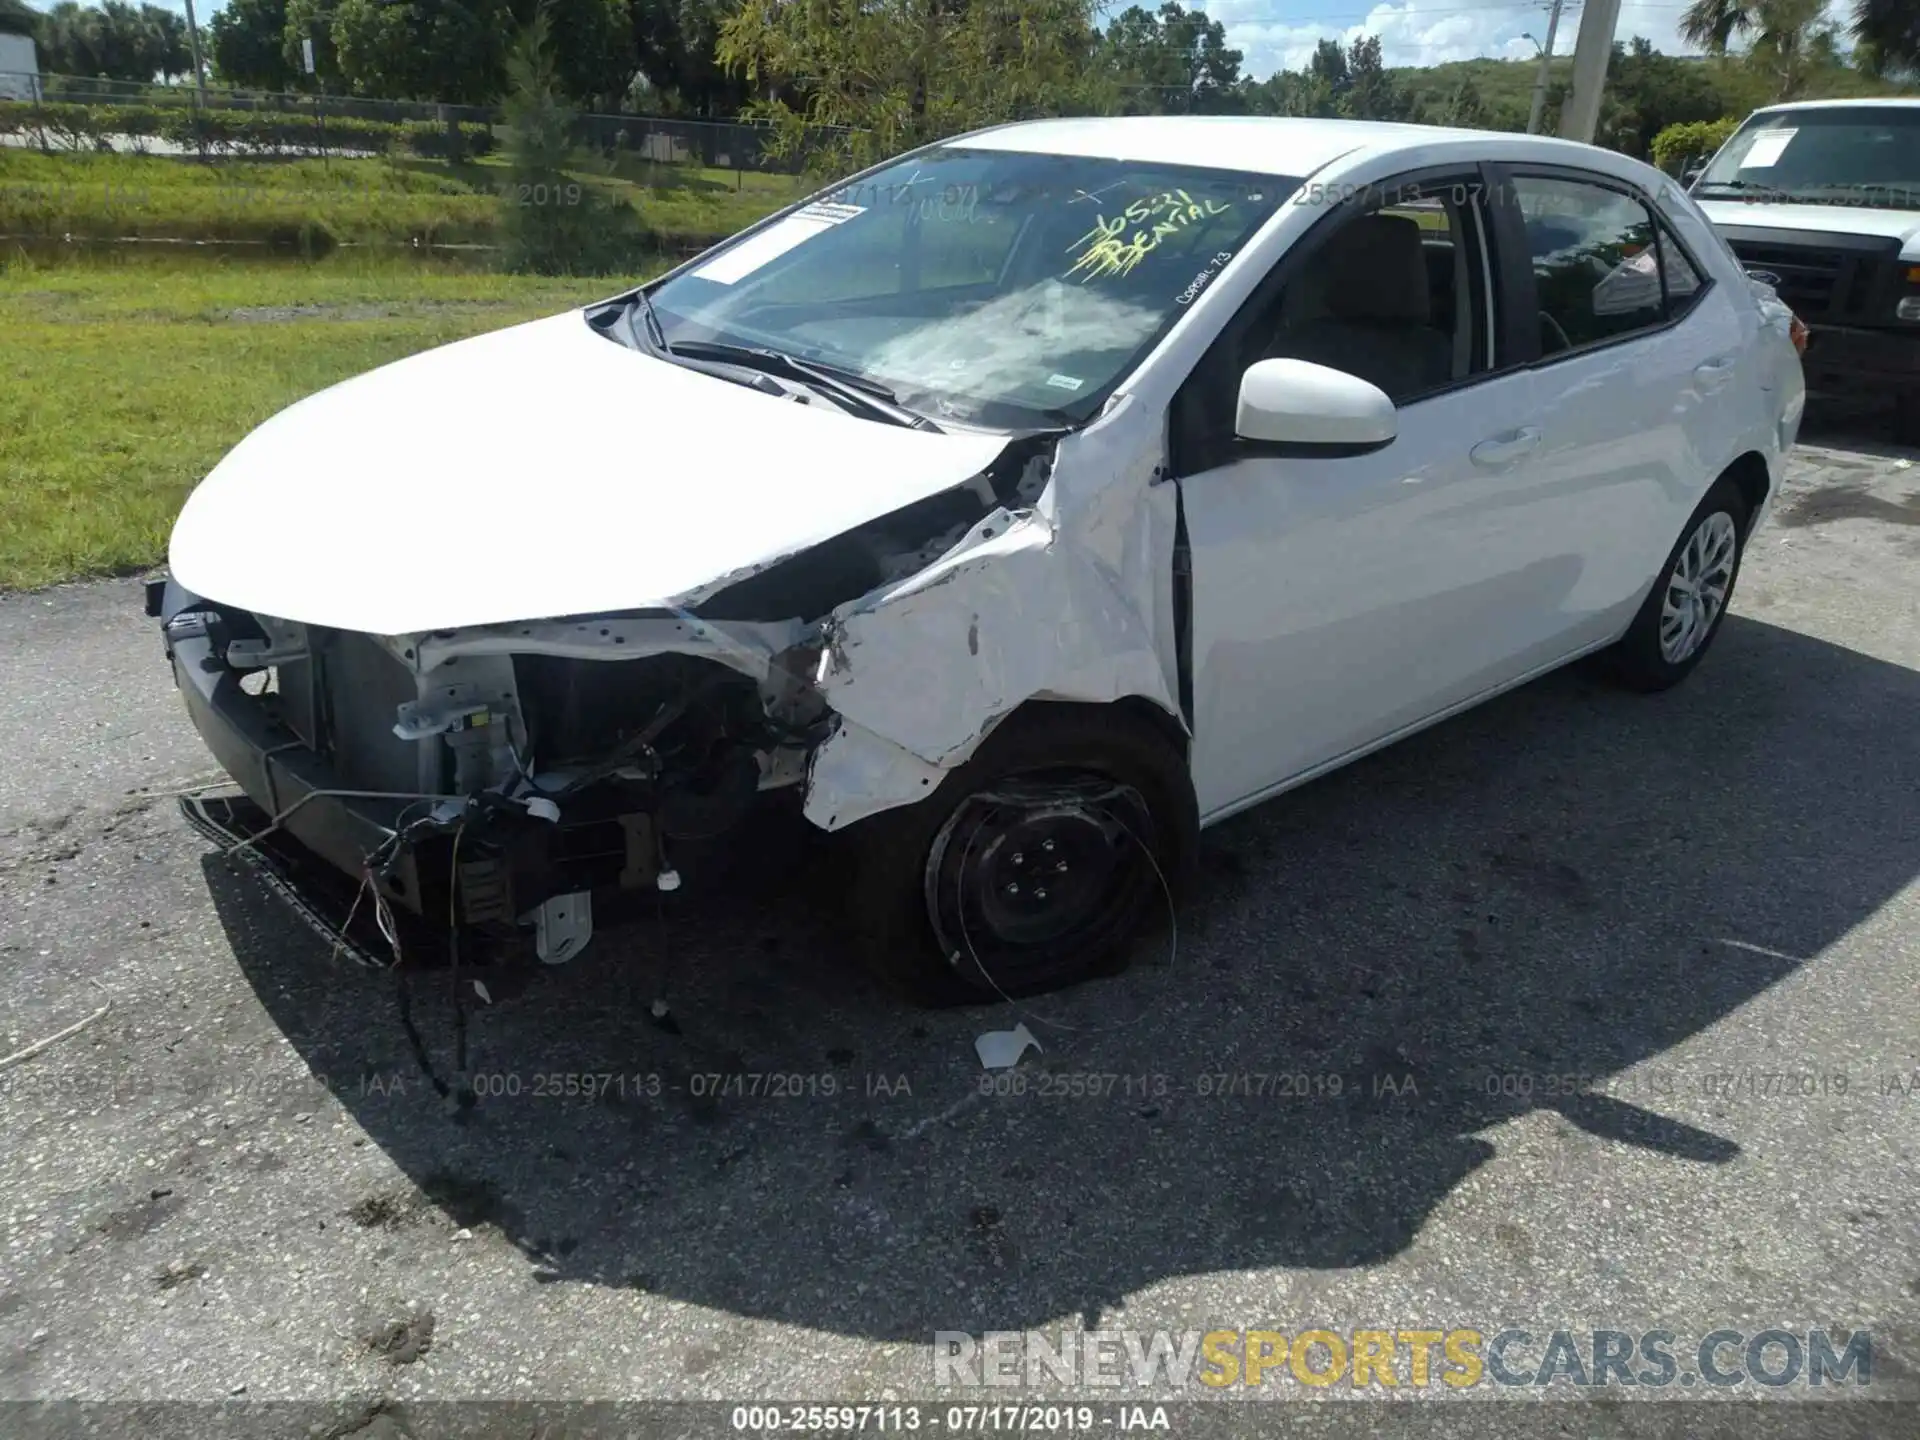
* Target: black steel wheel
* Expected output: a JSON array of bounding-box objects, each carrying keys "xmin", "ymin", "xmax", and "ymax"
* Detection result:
[{"xmin": 845, "ymin": 704, "xmax": 1197, "ymax": 1006}]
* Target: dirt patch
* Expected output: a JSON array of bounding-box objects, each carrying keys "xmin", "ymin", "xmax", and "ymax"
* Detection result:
[
  {"xmin": 154, "ymin": 1259, "xmax": 206, "ymax": 1290},
  {"xmin": 364, "ymin": 1308, "xmax": 435, "ymax": 1366},
  {"xmin": 1775, "ymin": 481, "xmax": 1920, "ymax": 530},
  {"xmin": 345, "ymin": 1190, "xmax": 420, "ymax": 1230}
]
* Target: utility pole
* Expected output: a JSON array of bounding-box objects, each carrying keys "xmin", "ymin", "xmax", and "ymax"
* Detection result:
[
  {"xmin": 1557, "ymin": 0, "xmax": 1621, "ymax": 145},
  {"xmin": 181, "ymin": 0, "xmax": 208, "ymax": 105},
  {"xmin": 1524, "ymin": 0, "xmax": 1566, "ymax": 136}
]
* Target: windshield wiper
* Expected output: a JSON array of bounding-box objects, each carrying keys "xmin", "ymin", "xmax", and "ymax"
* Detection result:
[
  {"xmin": 665, "ymin": 341, "xmax": 943, "ymax": 432},
  {"xmin": 623, "ymin": 288, "xmax": 667, "ymax": 351},
  {"xmin": 1693, "ymin": 178, "xmax": 1783, "ymax": 197}
]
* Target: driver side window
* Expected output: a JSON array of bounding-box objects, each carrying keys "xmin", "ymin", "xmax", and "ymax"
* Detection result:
[
  {"xmin": 1248, "ymin": 189, "xmax": 1491, "ymax": 405},
  {"xmin": 1170, "ymin": 176, "xmax": 1494, "ymax": 473}
]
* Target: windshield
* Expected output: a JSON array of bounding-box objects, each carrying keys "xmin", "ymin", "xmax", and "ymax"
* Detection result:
[
  {"xmin": 1695, "ymin": 107, "xmax": 1920, "ymax": 210},
  {"xmin": 646, "ymin": 148, "xmax": 1293, "ymax": 428}
]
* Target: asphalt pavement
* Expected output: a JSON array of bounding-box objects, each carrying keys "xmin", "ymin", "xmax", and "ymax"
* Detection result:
[{"xmin": 2, "ymin": 416, "xmax": 1918, "ymax": 1434}]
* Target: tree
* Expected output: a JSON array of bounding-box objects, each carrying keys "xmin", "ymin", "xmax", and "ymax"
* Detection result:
[
  {"xmin": 280, "ymin": 0, "xmax": 630, "ymax": 105},
  {"xmin": 1339, "ymin": 35, "xmax": 1407, "ymax": 120},
  {"xmin": 209, "ymin": 0, "xmax": 294, "ymax": 89},
  {"xmin": 539, "ymin": 0, "xmax": 634, "ymax": 109},
  {"xmin": 1308, "ymin": 37, "xmax": 1347, "ymax": 97},
  {"xmin": 37, "ymin": 1, "xmax": 187, "ymax": 82},
  {"xmin": 323, "ymin": 0, "xmax": 514, "ymax": 102},
  {"xmin": 718, "ymin": 0, "xmax": 1111, "ymax": 172},
  {"xmin": 499, "ymin": 4, "xmax": 646, "ymax": 271},
  {"xmin": 1102, "ymin": 3, "xmax": 1242, "ymax": 115},
  {"xmin": 1241, "ymin": 34, "xmax": 1405, "ymax": 120},
  {"xmin": 1444, "ymin": 75, "xmax": 1486, "ymax": 127},
  {"xmin": 1853, "ymin": 0, "xmax": 1920, "ymax": 77},
  {"xmin": 1680, "ymin": 0, "xmax": 1838, "ymax": 99},
  {"xmin": 628, "ymin": 0, "xmax": 753, "ymax": 115},
  {"xmin": 145, "ymin": 4, "xmax": 191, "ymax": 80},
  {"xmin": 1596, "ymin": 35, "xmax": 1725, "ymax": 157}
]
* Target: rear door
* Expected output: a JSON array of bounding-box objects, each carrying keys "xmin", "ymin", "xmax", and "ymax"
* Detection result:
[{"xmin": 1488, "ymin": 165, "xmax": 1750, "ymax": 648}]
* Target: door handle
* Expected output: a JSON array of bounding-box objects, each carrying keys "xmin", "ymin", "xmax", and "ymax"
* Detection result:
[
  {"xmin": 1469, "ymin": 426, "xmax": 1541, "ymax": 468},
  {"xmin": 1694, "ymin": 356, "xmax": 1737, "ymax": 392}
]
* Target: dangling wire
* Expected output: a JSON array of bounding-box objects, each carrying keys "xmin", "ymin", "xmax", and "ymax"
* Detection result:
[
  {"xmin": 950, "ymin": 788, "xmax": 1178, "ymax": 1038},
  {"xmin": 448, "ymin": 818, "xmax": 469, "ymax": 1077}
]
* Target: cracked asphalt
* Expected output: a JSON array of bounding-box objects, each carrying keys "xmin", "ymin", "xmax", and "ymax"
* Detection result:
[{"xmin": 2, "ymin": 414, "xmax": 1919, "ymax": 1434}]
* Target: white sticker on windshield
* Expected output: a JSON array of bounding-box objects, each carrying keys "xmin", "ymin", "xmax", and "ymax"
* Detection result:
[
  {"xmin": 1045, "ymin": 373, "xmax": 1084, "ymax": 391},
  {"xmin": 1740, "ymin": 129, "xmax": 1796, "ymax": 169},
  {"xmin": 691, "ymin": 202, "xmax": 864, "ymax": 285}
]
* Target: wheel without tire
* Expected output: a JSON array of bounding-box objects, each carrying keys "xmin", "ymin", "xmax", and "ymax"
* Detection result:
[
  {"xmin": 842, "ymin": 704, "xmax": 1197, "ymax": 1007},
  {"xmin": 1607, "ymin": 476, "xmax": 1750, "ymax": 692}
]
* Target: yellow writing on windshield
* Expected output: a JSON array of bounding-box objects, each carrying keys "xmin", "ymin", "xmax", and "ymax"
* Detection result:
[{"xmin": 1065, "ymin": 190, "xmax": 1232, "ymax": 281}]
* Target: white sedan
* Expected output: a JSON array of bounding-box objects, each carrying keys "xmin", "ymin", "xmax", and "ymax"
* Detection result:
[{"xmin": 158, "ymin": 115, "xmax": 1806, "ymax": 1004}]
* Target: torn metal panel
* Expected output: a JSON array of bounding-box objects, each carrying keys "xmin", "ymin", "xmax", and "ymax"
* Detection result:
[
  {"xmin": 801, "ymin": 394, "xmax": 1184, "ymax": 830},
  {"xmin": 375, "ymin": 614, "xmax": 805, "ymax": 683},
  {"xmin": 804, "ymin": 718, "xmax": 954, "ymax": 831}
]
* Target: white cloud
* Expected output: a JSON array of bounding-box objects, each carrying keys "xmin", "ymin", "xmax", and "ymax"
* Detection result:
[{"xmin": 1206, "ymin": 0, "xmax": 1710, "ymax": 81}]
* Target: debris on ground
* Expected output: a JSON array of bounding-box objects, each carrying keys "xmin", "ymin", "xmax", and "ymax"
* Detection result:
[{"xmin": 974, "ymin": 1022, "xmax": 1039, "ymax": 1070}]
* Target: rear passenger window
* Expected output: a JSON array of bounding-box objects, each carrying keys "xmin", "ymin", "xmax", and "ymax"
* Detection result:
[
  {"xmin": 1657, "ymin": 233, "xmax": 1706, "ymax": 314},
  {"xmin": 1512, "ymin": 176, "xmax": 1667, "ymax": 353},
  {"xmin": 1511, "ymin": 175, "xmax": 1712, "ymax": 358}
]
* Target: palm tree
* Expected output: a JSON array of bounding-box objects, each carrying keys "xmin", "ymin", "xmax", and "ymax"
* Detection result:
[
  {"xmin": 1680, "ymin": 0, "xmax": 1832, "ymax": 98},
  {"xmin": 1853, "ymin": 0, "xmax": 1920, "ymax": 77},
  {"xmin": 1681, "ymin": 0, "xmax": 1755, "ymax": 55}
]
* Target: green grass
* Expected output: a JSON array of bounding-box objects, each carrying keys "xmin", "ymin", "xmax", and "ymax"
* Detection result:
[
  {"xmin": 0, "ymin": 250, "xmax": 647, "ymax": 589},
  {"xmin": 0, "ymin": 149, "xmax": 812, "ymax": 250}
]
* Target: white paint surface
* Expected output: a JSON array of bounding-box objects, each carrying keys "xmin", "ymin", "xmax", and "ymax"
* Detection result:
[
  {"xmin": 168, "ymin": 312, "xmax": 1009, "ymax": 634},
  {"xmin": 1695, "ymin": 200, "xmax": 1920, "ymax": 261}
]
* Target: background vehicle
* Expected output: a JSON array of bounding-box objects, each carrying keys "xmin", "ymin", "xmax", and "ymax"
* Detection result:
[
  {"xmin": 0, "ymin": 32, "xmax": 41, "ymax": 100},
  {"xmin": 159, "ymin": 117, "xmax": 1804, "ymax": 1004},
  {"xmin": 1690, "ymin": 99, "xmax": 1920, "ymax": 441}
]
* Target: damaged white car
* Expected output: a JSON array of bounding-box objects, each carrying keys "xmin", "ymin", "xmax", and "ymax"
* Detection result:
[{"xmin": 156, "ymin": 116, "xmax": 1804, "ymax": 1003}]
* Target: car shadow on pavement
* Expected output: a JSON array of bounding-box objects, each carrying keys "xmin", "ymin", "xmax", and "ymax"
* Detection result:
[{"xmin": 204, "ymin": 612, "xmax": 1920, "ymax": 1341}]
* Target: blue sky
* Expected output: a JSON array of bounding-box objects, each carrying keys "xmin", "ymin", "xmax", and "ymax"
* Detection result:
[
  {"xmin": 1204, "ymin": 0, "xmax": 1705, "ymax": 75},
  {"xmin": 26, "ymin": 0, "xmax": 1838, "ymax": 83}
]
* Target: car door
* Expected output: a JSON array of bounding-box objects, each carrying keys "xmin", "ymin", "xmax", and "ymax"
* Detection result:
[
  {"xmin": 1171, "ymin": 169, "xmax": 1589, "ymax": 821},
  {"xmin": 1487, "ymin": 166, "xmax": 1748, "ymax": 650}
]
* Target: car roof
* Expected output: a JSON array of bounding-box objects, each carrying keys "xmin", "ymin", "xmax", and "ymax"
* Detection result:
[
  {"xmin": 946, "ymin": 114, "xmax": 1609, "ymax": 179},
  {"xmin": 1753, "ymin": 97, "xmax": 1920, "ymax": 114}
]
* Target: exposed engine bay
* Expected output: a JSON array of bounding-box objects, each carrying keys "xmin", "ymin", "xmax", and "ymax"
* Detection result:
[{"xmin": 154, "ymin": 434, "xmax": 1108, "ymax": 967}]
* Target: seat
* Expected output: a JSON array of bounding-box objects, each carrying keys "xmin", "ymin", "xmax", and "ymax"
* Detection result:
[{"xmin": 1265, "ymin": 212, "xmax": 1453, "ymax": 402}]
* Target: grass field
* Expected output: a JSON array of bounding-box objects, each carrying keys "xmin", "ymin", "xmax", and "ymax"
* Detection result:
[
  {"xmin": 0, "ymin": 149, "xmax": 811, "ymax": 250},
  {"xmin": 0, "ymin": 250, "xmax": 651, "ymax": 589},
  {"xmin": 0, "ymin": 143, "xmax": 815, "ymax": 592}
]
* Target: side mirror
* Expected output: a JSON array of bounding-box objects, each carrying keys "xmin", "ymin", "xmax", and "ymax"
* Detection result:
[
  {"xmin": 1682, "ymin": 164, "xmax": 1706, "ymax": 188},
  {"xmin": 1235, "ymin": 357, "xmax": 1397, "ymax": 457}
]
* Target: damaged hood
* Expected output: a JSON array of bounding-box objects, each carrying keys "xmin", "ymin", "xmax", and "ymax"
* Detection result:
[{"xmin": 168, "ymin": 311, "xmax": 1011, "ymax": 634}]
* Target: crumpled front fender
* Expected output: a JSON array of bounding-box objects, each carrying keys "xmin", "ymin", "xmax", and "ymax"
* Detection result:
[{"xmin": 801, "ymin": 396, "xmax": 1184, "ymax": 832}]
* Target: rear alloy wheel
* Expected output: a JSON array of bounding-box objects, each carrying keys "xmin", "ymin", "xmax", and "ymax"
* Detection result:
[
  {"xmin": 1607, "ymin": 477, "xmax": 1750, "ymax": 692},
  {"xmin": 1658, "ymin": 509, "xmax": 1739, "ymax": 665},
  {"xmin": 845, "ymin": 705, "xmax": 1196, "ymax": 1006}
]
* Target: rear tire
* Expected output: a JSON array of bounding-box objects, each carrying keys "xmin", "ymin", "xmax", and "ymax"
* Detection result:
[
  {"xmin": 842, "ymin": 703, "xmax": 1197, "ymax": 1007},
  {"xmin": 1606, "ymin": 476, "xmax": 1750, "ymax": 693}
]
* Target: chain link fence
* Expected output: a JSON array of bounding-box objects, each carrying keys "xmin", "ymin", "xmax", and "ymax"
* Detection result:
[{"xmin": 0, "ymin": 71, "xmax": 847, "ymax": 175}]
